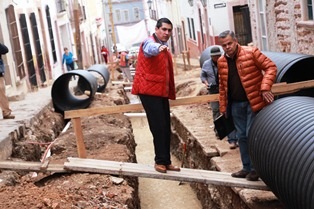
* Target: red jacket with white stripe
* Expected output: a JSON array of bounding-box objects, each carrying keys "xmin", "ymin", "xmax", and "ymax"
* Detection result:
[{"xmin": 131, "ymin": 37, "xmax": 175, "ymax": 100}]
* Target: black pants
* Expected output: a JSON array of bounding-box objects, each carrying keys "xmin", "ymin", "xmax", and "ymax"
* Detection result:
[
  {"xmin": 66, "ymin": 62, "xmax": 74, "ymax": 71},
  {"xmin": 139, "ymin": 94, "xmax": 171, "ymax": 165}
]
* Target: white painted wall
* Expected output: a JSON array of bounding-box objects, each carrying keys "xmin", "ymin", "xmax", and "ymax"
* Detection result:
[{"xmin": 208, "ymin": 1, "xmax": 231, "ymax": 36}]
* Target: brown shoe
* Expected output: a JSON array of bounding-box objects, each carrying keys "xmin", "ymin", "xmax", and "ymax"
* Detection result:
[
  {"xmin": 231, "ymin": 170, "xmax": 249, "ymax": 178},
  {"xmin": 3, "ymin": 114, "xmax": 15, "ymax": 119},
  {"xmin": 166, "ymin": 164, "xmax": 181, "ymax": 171},
  {"xmin": 246, "ymin": 170, "xmax": 259, "ymax": 181},
  {"xmin": 154, "ymin": 164, "xmax": 167, "ymax": 173}
]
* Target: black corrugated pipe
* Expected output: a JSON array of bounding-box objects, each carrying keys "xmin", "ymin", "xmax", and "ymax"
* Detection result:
[
  {"xmin": 87, "ymin": 64, "xmax": 110, "ymax": 92},
  {"xmin": 261, "ymin": 51, "xmax": 314, "ymax": 97},
  {"xmin": 248, "ymin": 96, "xmax": 314, "ymax": 209},
  {"xmin": 51, "ymin": 69, "xmax": 98, "ymax": 113}
]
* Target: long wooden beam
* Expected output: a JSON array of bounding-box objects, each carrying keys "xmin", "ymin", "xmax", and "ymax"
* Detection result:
[
  {"xmin": 64, "ymin": 94, "xmax": 218, "ymax": 119},
  {"xmin": 64, "ymin": 80, "xmax": 314, "ymax": 119},
  {"xmin": 64, "ymin": 157, "xmax": 270, "ymax": 191},
  {"xmin": 0, "ymin": 158, "xmax": 269, "ymax": 190},
  {"xmin": 0, "ymin": 160, "xmax": 66, "ymax": 173}
]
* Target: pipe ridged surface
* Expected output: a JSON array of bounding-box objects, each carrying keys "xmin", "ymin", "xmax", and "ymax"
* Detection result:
[
  {"xmin": 262, "ymin": 51, "xmax": 314, "ymax": 97},
  {"xmin": 249, "ymin": 96, "xmax": 314, "ymax": 209},
  {"xmin": 51, "ymin": 69, "xmax": 97, "ymax": 113},
  {"xmin": 87, "ymin": 64, "xmax": 110, "ymax": 92}
]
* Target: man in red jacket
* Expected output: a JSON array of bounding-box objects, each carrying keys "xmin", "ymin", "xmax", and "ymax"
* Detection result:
[
  {"xmin": 132, "ymin": 18, "xmax": 180, "ymax": 173},
  {"xmin": 217, "ymin": 30, "xmax": 277, "ymax": 181}
]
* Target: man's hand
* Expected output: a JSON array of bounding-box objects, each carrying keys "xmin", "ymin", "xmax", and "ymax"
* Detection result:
[
  {"xmin": 158, "ymin": 45, "xmax": 168, "ymax": 52},
  {"xmin": 262, "ymin": 90, "xmax": 274, "ymax": 103}
]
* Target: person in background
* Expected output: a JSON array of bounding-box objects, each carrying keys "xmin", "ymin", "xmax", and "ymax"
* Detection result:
[
  {"xmin": 62, "ymin": 47, "xmax": 74, "ymax": 72},
  {"xmin": 0, "ymin": 42, "xmax": 15, "ymax": 119},
  {"xmin": 200, "ymin": 46, "xmax": 238, "ymax": 149},
  {"xmin": 217, "ymin": 30, "xmax": 277, "ymax": 181},
  {"xmin": 101, "ymin": 46, "xmax": 109, "ymax": 64},
  {"xmin": 119, "ymin": 50, "xmax": 132, "ymax": 82},
  {"xmin": 131, "ymin": 17, "xmax": 180, "ymax": 173}
]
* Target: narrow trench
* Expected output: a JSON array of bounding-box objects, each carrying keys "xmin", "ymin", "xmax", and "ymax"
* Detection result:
[{"xmin": 131, "ymin": 117, "xmax": 202, "ymax": 209}]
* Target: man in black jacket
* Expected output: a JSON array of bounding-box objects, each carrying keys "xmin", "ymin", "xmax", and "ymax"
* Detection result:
[{"xmin": 0, "ymin": 42, "xmax": 15, "ymax": 119}]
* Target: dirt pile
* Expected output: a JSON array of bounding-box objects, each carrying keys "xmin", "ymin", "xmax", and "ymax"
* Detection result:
[
  {"xmin": 0, "ymin": 65, "xmax": 214, "ymax": 209},
  {"xmin": 0, "ymin": 84, "xmax": 141, "ymax": 209}
]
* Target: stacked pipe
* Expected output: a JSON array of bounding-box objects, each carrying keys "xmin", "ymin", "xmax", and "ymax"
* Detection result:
[{"xmin": 51, "ymin": 65, "xmax": 110, "ymax": 113}]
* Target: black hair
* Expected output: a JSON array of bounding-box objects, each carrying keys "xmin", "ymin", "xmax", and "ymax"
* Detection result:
[
  {"xmin": 156, "ymin": 18, "xmax": 173, "ymax": 29},
  {"xmin": 218, "ymin": 30, "xmax": 236, "ymax": 39}
]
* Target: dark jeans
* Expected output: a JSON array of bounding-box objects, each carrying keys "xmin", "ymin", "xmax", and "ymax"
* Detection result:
[
  {"xmin": 139, "ymin": 94, "xmax": 171, "ymax": 165},
  {"xmin": 231, "ymin": 101, "xmax": 256, "ymax": 171},
  {"xmin": 66, "ymin": 62, "xmax": 74, "ymax": 71}
]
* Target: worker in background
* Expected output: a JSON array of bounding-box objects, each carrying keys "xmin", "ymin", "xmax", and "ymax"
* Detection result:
[{"xmin": 200, "ymin": 46, "xmax": 238, "ymax": 149}]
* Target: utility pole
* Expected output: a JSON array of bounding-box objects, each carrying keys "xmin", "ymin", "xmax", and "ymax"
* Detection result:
[
  {"xmin": 73, "ymin": 0, "xmax": 82, "ymax": 69},
  {"xmin": 108, "ymin": 0, "xmax": 117, "ymax": 58}
]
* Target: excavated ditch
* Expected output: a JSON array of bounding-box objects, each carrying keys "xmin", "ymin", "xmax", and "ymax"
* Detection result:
[{"xmin": 1, "ymin": 82, "xmax": 285, "ymax": 209}]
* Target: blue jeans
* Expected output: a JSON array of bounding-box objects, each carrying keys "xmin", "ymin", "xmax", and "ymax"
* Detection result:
[
  {"xmin": 210, "ymin": 101, "xmax": 220, "ymax": 120},
  {"xmin": 227, "ymin": 130, "xmax": 237, "ymax": 143},
  {"xmin": 231, "ymin": 101, "xmax": 256, "ymax": 171}
]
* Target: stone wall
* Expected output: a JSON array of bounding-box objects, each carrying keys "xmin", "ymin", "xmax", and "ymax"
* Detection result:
[{"xmin": 249, "ymin": 0, "xmax": 314, "ymax": 55}]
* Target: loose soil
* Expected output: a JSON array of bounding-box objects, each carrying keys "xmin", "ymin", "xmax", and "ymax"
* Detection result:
[{"xmin": 0, "ymin": 65, "xmax": 209, "ymax": 209}]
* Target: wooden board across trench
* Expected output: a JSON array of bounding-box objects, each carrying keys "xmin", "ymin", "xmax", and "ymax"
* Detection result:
[{"xmin": 64, "ymin": 157, "xmax": 269, "ymax": 191}]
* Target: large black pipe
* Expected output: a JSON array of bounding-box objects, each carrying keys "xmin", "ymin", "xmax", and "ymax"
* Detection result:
[
  {"xmin": 249, "ymin": 96, "xmax": 314, "ymax": 209},
  {"xmin": 262, "ymin": 51, "xmax": 314, "ymax": 97},
  {"xmin": 51, "ymin": 69, "xmax": 97, "ymax": 113},
  {"xmin": 87, "ymin": 64, "xmax": 110, "ymax": 92}
]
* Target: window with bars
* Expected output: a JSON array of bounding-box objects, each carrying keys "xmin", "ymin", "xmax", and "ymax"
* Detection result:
[
  {"xmin": 187, "ymin": 17, "xmax": 196, "ymax": 41},
  {"xmin": 115, "ymin": 10, "xmax": 121, "ymax": 22},
  {"xmin": 46, "ymin": 6, "xmax": 57, "ymax": 63},
  {"xmin": 123, "ymin": 10, "xmax": 129, "ymax": 22},
  {"xmin": 307, "ymin": 0, "xmax": 313, "ymax": 20},
  {"xmin": 134, "ymin": 7, "xmax": 140, "ymax": 20},
  {"xmin": 56, "ymin": 0, "xmax": 66, "ymax": 13},
  {"xmin": 5, "ymin": 5, "xmax": 26, "ymax": 80}
]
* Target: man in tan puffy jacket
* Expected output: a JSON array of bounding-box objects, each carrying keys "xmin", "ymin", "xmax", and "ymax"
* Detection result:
[{"xmin": 217, "ymin": 30, "xmax": 277, "ymax": 181}]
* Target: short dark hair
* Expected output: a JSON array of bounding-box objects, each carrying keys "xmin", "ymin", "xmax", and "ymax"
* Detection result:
[
  {"xmin": 218, "ymin": 30, "xmax": 236, "ymax": 39},
  {"xmin": 156, "ymin": 18, "xmax": 173, "ymax": 29}
]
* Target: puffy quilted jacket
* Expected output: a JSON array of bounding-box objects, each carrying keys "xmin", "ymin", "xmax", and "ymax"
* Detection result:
[
  {"xmin": 131, "ymin": 38, "xmax": 175, "ymax": 100},
  {"xmin": 218, "ymin": 44, "xmax": 277, "ymax": 113}
]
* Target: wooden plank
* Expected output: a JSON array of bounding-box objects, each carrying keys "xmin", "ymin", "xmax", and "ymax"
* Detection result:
[
  {"xmin": 64, "ymin": 80, "xmax": 314, "ymax": 119},
  {"xmin": 64, "ymin": 94, "xmax": 218, "ymax": 119},
  {"xmin": 71, "ymin": 118, "xmax": 87, "ymax": 158},
  {"xmin": 272, "ymin": 79, "xmax": 314, "ymax": 95},
  {"xmin": 111, "ymin": 81, "xmax": 133, "ymax": 85},
  {"xmin": 65, "ymin": 157, "xmax": 270, "ymax": 191},
  {"xmin": 0, "ymin": 161, "xmax": 66, "ymax": 173},
  {"xmin": 65, "ymin": 103, "xmax": 143, "ymax": 119}
]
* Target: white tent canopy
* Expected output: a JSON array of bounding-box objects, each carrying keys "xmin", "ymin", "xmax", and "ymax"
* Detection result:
[{"xmin": 116, "ymin": 19, "xmax": 156, "ymax": 49}]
